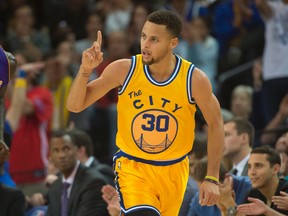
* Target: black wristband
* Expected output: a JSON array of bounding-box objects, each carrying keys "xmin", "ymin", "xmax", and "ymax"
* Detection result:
[{"xmin": 204, "ymin": 178, "xmax": 219, "ymax": 185}]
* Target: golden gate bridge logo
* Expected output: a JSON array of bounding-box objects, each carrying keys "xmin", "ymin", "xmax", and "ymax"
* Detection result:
[
  {"xmin": 135, "ymin": 133, "xmax": 173, "ymax": 153},
  {"xmin": 132, "ymin": 109, "xmax": 178, "ymax": 154}
]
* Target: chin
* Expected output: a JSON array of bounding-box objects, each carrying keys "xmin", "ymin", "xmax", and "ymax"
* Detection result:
[{"xmin": 142, "ymin": 58, "xmax": 154, "ymax": 66}]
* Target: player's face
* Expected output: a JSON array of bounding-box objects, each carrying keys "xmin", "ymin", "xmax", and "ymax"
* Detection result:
[
  {"xmin": 248, "ymin": 153, "xmax": 279, "ymax": 189},
  {"xmin": 223, "ymin": 122, "xmax": 243, "ymax": 158},
  {"xmin": 140, "ymin": 21, "xmax": 176, "ymax": 65},
  {"xmin": 50, "ymin": 136, "xmax": 77, "ymax": 177}
]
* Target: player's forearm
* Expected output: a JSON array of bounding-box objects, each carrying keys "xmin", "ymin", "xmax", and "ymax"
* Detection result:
[
  {"xmin": 207, "ymin": 121, "xmax": 224, "ymax": 178},
  {"xmin": 66, "ymin": 65, "xmax": 92, "ymax": 113}
]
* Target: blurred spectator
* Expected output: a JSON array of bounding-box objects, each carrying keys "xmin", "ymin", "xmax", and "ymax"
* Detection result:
[
  {"xmin": 249, "ymin": 58, "xmax": 267, "ymax": 134},
  {"xmin": 188, "ymin": 158, "xmax": 251, "ymax": 216},
  {"xmin": 275, "ymin": 132, "xmax": 288, "ymax": 180},
  {"xmin": 0, "ymin": 47, "xmax": 16, "ymax": 188},
  {"xmin": 261, "ymin": 94, "xmax": 288, "ymax": 146},
  {"xmin": 56, "ymin": 39, "xmax": 79, "ymax": 77},
  {"xmin": 128, "ymin": 3, "xmax": 152, "ymax": 55},
  {"xmin": 230, "ymin": 85, "xmax": 253, "ymax": 120},
  {"xmin": 7, "ymin": 54, "xmax": 53, "ymax": 196},
  {"xmin": 90, "ymin": 30, "xmax": 131, "ymax": 163},
  {"xmin": 101, "ymin": 184, "xmax": 120, "ymax": 216},
  {"xmin": 68, "ymin": 129, "xmax": 115, "ymax": 186},
  {"xmin": 5, "ymin": 4, "xmax": 51, "ymax": 61},
  {"xmin": 180, "ymin": 134, "xmax": 207, "ymax": 216},
  {"xmin": 74, "ymin": 12, "xmax": 105, "ymax": 61},
  {"xmin": 49, "ymin": 21, "xmax": 76, "ymax": 49},
  {"xmin": 46, "ymin": 130, "xmax": 109, "ymax": 216},
  {"xmin": 221, "ymin": 146, "xmax": 288, "ymax": 216},
  {"xmin": 1, "ymin": 58, "xmax": 44, "ymax": 188},
  {"xmin": 42, "ymin": 51, "xmax": 73, "ymax": 131},
  {"xmin": 0, "ymin": 47, "xmax": 15, "ymax": 166},
  {"xmin": 163, "ymin": 0, "xmax": 204, "ymax": 22},
  {"xmin": 223, "ymin": 117, "xmax": 254, "ymax": 176},
  {"xmin": 237, "ymin": 145, "xmax": 288, "ymax": 215},
  {"xmin": 176, "ymin": 16, "xmax": 219, "ymax": 93},
  {"xmin": 255, "ymin": 0, "xmax": 288, "ymax": 124},
  {"xmin": 0, "ymin": 183, "xmax": 26, "ymax": 216},
  {"xmin": 43, "ymin": 0, "xmax": 89, "ymax": 40},
  {"xmin": 210, "ymin": 0, "xmax": 264, "ymax": 71},
  {"xmin": 104, "ymin": 0, "xmax": 133, "ymax": 35},
  {"xmin": 43, "ymin": 51, "xmax": 72, "ymax": 130}
]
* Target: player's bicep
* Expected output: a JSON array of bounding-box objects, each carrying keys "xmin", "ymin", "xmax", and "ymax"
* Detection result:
[
  {"xmin": 85, "ymin": 59, "xmax": 130, "ymax": 103},
  {"xmin": 192, "ymin": 69, "xmax": 222, "ymax": 125}
]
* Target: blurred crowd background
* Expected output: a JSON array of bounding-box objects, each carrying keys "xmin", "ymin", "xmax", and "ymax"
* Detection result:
[{"xmin": 0, "ymin": 0, "xmax": 288, "ymax": 215}]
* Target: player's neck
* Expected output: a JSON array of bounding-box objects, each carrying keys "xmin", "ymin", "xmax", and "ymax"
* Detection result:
[{"xmin": 148, "ymin": 54, "xmax": 176, "ymax": 82}]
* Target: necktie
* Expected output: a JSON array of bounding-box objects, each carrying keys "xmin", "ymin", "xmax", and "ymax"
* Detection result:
[
  {"xmin": 61, "ymin": 182, "xmax": 70, "ymax": 216},
  {"xmin": 232, "ymin": 168, "xmax": 238, "ymax": 176}
]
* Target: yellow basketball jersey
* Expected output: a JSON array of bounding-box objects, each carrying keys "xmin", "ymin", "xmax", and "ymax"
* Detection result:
[{"xmin": 116, "ymin": 54, "xmax": 196, "ymax": 161}]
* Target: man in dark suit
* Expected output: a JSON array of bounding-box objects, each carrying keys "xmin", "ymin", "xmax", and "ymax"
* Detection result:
[
  {"xmin": 46, "ymin": 130, "xmax": 109, "ymax": 216},
  {"xmin": 0, "ymin": 183, "xmax": 26, "ymax": 216},
  {"xmin": 223, "ymin": 117, "xmax": 255, "ymax": 176},
  {"xmin": 68, "ymin": 129, "xmax": 115, "ymax": 186}
]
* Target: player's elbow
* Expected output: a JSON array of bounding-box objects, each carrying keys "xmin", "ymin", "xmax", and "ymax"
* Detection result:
[{"xmin": 66, "ymin": 102, "xmax": 83, "ymax": 113}]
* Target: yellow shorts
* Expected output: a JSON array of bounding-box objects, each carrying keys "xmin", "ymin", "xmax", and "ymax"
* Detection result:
[{"xmin": 113, "ymin": 151, "xmax": 189, "ymax": 216}]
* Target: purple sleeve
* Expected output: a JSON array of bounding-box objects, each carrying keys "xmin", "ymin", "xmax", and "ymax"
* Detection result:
[{"xmin": 0, "ymin": 47, "xmax": 10, "ymax": 87}]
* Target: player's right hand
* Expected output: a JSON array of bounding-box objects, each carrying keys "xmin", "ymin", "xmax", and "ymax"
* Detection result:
[{"xmin": 81, "ymin": 31, "xmax": 103, "ymax": 71}]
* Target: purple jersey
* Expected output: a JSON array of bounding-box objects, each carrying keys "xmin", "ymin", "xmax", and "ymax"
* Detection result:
[{"xmin": 0, "ymin": 46, "xmax": 9, "ymax": 87}]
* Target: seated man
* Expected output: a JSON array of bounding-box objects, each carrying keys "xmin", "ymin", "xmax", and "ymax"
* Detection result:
[
  {"xmin": 46, "ymin": 130, "xmax": 109, "ymax": 216},
  {"xmin": 68, "ymin": 129, "xmax": 115, "ymax": 185},
  {"xmin": 0, "ymin": 181, "xmax": 26, "ymax": 216},
  {"xmin": 220, "ymin": 145, "xmax": 288, "ymax": 216}
]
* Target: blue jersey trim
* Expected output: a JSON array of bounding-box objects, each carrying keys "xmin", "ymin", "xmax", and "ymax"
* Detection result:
[
  {"xmin": 114, "ymin": 150, "xmax": 187, "ymax": 166},
  {"xmin": 144, "ymin": 54, "xmax": 181, "ymax": 86},
  {"xmin": 187, "ymin": 64, "xmax": 195, "ymax": 104},
  {"xmin": 118, "ymin": 56, "xmax": 136, "ymax": 95},
  {"xmin": 121, "ymin": 205, "xmax": 161, "ymax": 215}
]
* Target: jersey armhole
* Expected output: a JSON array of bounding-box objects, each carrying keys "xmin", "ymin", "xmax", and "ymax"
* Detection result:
[
  {"xmin": 187, "ymin": 64, "xmax": 196, "ymax": 104},
  {"xmin": 118, "ymin": 56, "xmax": 136, "ymax": 95}
]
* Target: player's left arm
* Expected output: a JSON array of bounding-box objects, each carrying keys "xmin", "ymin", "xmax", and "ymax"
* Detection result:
[{"xmin": 192, "ymin": 67, "xmax": 224, "ymax": 206}]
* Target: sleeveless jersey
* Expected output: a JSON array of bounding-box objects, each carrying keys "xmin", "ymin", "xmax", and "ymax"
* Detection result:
[
  {"xmin": 0, "ymin": 46, "xmax": 10, "ymax": 88},
  {"xmin": 116, "ymin": 54, "xmax": 196, "ymax": 161}
]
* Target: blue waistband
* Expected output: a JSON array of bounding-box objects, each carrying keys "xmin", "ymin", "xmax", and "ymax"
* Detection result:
[{"xmin": 113, "ymin": 150, "xmax": 187, "ymax": 166}]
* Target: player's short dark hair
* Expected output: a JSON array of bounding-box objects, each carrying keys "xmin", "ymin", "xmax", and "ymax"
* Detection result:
[
  {"xmin": 147, "ymin": 10, "xmax": 182, "ymax": 38},
  {"xmin": 251, "ymin": 145, "xmax": 281, "ymax": 167}
]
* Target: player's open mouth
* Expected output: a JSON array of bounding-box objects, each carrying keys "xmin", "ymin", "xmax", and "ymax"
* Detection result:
[{"xmin": 142, "ymin": 51, "xmax": 151, "ymax": 56}]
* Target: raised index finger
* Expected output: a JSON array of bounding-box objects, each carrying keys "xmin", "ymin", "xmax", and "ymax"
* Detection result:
[{"xmin": 97, "ymin": 30, "xmax": 102, "ymax": 47}]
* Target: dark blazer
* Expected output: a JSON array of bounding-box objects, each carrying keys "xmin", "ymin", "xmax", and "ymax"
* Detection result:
[
  {"xmin": 0, "ymin": 184, "xmax": 26, "ymax": 216},
  {"xmin": 46, "ymin": 163, "xmax": 109, "ymax": 216},
  {"xmin": 229, "ymin": 161, "xmax": 249, "ymax": 176},
  {"xmin": 89, "ymin": 158, "xmax": 115, "ymax": 186}
]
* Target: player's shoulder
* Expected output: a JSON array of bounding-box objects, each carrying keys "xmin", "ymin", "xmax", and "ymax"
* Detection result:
[
  {"xmin": 109, "ymin": 58, "xmax": 132, "ymax": 69},
  {"xmin": 191, "ymin": 66, "xmax": 208, "ymax": 81},
  {"xmin": 105, "ymin": 58, "xmax": 133, "ymax": 77}
]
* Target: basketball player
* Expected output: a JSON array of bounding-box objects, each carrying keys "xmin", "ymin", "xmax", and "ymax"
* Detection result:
[
  {"xmin": 67, "ymin": 10, "xmax": 224, "ymax": 216},
  {"xmin": 0, "ymin": 47, "xmax": 16, "ymax": 164}
]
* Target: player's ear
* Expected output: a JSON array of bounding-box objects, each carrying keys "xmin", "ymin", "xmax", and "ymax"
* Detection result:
[{"xmin": 171, "ymin": 37, "xmax": 178, "ymax": 49}]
